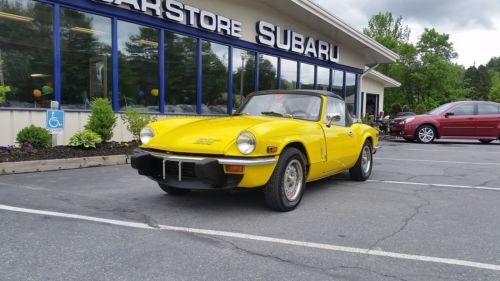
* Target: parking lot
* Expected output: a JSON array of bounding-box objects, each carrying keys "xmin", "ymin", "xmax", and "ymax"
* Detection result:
[{"xmin": 1, "ymin": 139, "xmax": 499, "ymax": 281}]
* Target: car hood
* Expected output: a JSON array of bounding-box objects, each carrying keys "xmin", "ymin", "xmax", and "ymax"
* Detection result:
[{"xmin": 144, "ymin": 116, "xmax": 292, "ymax": 155}]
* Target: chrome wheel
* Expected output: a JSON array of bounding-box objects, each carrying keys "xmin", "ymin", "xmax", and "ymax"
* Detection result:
[
  {"xmin": 361, "ymin": 145, "xmax": 372, "ymax": 175},
  {"xmin": 283, "ymin": 159, "xmax": 303, "ymax": 201},
  {"xmin": 418, "ymin": 127, "xmax": 435, "ymax": 143}
]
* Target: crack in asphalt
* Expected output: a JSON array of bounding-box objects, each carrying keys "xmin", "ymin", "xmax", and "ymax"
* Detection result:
[{"xmin": 368, "ymin": 187, "xmax": 432, "ymax": 251}]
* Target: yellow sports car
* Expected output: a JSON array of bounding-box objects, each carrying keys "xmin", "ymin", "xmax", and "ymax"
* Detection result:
[{"xmin": 131, "ymin": 90, "xmax": 379, "ymax": 211}]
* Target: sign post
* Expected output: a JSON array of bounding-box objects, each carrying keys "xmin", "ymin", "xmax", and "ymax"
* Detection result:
[{"xmin": 46, "ymin": 101, "xmax": 64, "ymax": 147}]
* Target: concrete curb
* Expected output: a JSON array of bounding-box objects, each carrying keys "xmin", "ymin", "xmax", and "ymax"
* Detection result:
[{"xmin": 0, "ymin": 155, "xmax": 130, "ymax": 175}]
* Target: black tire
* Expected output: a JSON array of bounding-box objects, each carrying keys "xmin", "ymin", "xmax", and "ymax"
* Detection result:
[
  {"xmin": 158, "ymin": 184, "xmax": 191, "ymax": 196},
  {"xmin": 416, "ymin": 125, "xmax": 436, "ymax": 144},
  {"xmin": 479, "ymin": 139, "xmax": 493, "ymax": 144},
  {"xmin": 350, "ymin": 140, "xmax": 373, "ymax": 181},
  {"xmin": 264, "ymin": 147, "xmax": 307, "ymax": 212},
  {"xmin": 403, "ymin": 137, "xmax": 414, "ymax": 142}
]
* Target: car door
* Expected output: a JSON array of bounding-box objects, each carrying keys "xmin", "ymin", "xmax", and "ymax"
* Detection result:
[
  {"xmin": 475, "ymin": 103, "xmax": 500, "ymax": 138},
  {"xmin": 321, "ymin": 97, "xmax": 356, "ymax": 174},
  {"xmin": 439, "ymin": 103, "xmax": 476, "ymax": 137}
]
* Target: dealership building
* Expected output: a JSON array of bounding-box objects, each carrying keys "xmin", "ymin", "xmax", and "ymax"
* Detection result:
[{"xmin": 0, "ymin": 0, "xmax": 400, "ymax": 146}]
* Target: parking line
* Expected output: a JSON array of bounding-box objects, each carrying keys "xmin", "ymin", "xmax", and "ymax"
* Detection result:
[
  {"xmin": 367, "ymin": 180, "xmax": 500, "ymax": 191},
  {"xmin": 1, "ymin": 204, "xmax": 499, "ymax": 272},
  {"xmin": 376, "ymin": 157, "xmax": 500, "ymax": 166},
  {"xmin": 398, "ymin": 148, "xmax": 500, "ymax": 154}
]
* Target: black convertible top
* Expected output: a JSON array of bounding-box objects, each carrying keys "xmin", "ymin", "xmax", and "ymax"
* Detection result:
[{"xmin": 249, "ymin": 90, "xmax": 344, "ymax": 101}]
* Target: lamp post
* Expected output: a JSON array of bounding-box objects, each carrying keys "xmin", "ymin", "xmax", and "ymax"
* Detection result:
[{"xmin": 239, "ymin": 53, "xmax": 246, "ymax": 105}]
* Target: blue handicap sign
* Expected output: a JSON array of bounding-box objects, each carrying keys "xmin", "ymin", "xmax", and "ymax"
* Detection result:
[{"xmin": 46, "ymin": 110, "xmax": 64, "ymax": 132}]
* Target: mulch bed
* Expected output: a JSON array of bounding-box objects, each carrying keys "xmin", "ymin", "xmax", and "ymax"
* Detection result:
[{"xmin": 0, "ymin": 142, "xmax": 138, "ymax": 163}]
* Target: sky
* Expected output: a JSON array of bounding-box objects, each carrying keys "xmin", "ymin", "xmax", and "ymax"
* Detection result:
[{"xmin": 311, "ymin": 0, "xmax": 500, "ymax": 68}]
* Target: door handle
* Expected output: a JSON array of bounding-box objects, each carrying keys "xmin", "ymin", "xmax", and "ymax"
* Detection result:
[{"xmin": 348, "ymin": 131, "xmax": 353, "ymax": 137}]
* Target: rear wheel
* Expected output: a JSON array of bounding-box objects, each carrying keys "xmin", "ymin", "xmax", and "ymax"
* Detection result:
[
  {"xmin": 264, "ymin": 147, "xmax": 306, "ymax": 212},
  {"xmin": 479, "ymin": 139, "xmax": 493, "ymax": 144},
  {"xmin": 349, "ymin": 140, "xmax": 373, "ymax": 181},
  {"xmin": 158, "ymin": 184, "xmax": 191, "ymax": 196},
  {"xmin": 416, "ymin": 125, "xmax": 436, "ymax": 144}
]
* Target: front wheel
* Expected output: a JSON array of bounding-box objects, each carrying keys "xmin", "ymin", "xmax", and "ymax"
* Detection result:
[
  {"xmin": 416, "ymin": 125, "xmax": 436, "ymax": 144},
  {"xmin": 158, "ymin": 184, "xmax": 191, "ymax": 196},
  {"xmin": 350, "ymin": 140, "xmax": 373, "ymax": 181},
  {"xmin": 479, "ymin": 139, "xmax": 493, "ymax": 144},
  {"xmin": 264, "ymin": 147, "xmax": 307, "ymax": 212}
]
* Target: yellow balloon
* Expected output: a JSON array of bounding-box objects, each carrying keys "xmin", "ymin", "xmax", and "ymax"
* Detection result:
[
  {"xmin": 33, "ymin": 89, "xmax": 42, "ymax": 98},
  {"xmin": 151, "ymin": 89, "xmax": 159, "ymax": 97}
]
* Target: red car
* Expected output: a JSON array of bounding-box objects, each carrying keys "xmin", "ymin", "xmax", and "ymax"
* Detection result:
[{"xmin": 390, "ymin": 101, "xmax": 500, "ymax": 144}]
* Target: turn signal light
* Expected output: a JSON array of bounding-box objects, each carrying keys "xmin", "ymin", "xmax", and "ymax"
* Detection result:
[
  {"xmin": 267, "ymin": 146, "xmax": 278, "ymax": 153},
  {"xmin": 225, "ymin": 165, "xmax": 244, "ymax": 173}
]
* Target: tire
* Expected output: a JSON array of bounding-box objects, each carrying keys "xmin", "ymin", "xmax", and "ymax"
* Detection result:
[
  {"xmin": 479, "ymin": 139, "xmax": 493, "ymax": 144},
  {"xmin": 416, "ymin": 125, "xmax": 436, "ymax": 144},
  {"xmin": 403, "ymin": 137, "xmax": 414, "ymax": 142},
  {"xmin": 349, "ymin": 140, "xmax": 373, "ymax": 181},
  {"xmin": 264, "ymin": 147, "xmax": 307, "ymax": 212},
  {"xmin": 158, "ymin": 184, "xmax": 191, "ymax": 196}
]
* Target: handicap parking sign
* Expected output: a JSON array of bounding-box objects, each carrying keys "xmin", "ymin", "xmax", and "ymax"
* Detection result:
[{"xmin": 46, "ymin": 110, "xmax": 64, "ymax": 134}]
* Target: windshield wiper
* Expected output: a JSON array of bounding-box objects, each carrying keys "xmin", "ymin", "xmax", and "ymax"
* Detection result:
[{"xmin": 261, "ymin": 111, "xmax": 293, "ymax": 118}]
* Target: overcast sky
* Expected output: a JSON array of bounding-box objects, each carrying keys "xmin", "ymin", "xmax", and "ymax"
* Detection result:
[{"xmin": 311, "ymin": 0, "xmax": 500, "ymax": 67}]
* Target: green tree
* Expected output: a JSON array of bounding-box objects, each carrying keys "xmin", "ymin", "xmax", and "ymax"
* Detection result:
[{"xmin": 489, "ymin": 72, "xmax": 500, "ymax": 102}]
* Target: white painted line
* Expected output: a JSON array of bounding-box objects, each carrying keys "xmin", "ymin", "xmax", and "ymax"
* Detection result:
[
  {"xmin": 1, "ymin": 204, "xmax": 500, "ymax": 272},
  {"xmin": 405, "ymin": 148, "xmax": 500, "ymax": 154},
  {"xmin": 377, "ymin": 157, "xmax": 500, "ymax": 166},
  {"xmin": 367, "ymin": 180, "xmax": 500, "ymax": 191}
]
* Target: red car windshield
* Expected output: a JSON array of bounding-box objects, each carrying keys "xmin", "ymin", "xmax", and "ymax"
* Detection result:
[{"xmin": 428, "ymin": 103, "xmax": 453, "ymax": 115}]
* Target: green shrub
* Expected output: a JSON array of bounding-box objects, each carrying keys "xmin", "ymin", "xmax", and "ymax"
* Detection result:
[
  {"xmin": 85, "ymin": 98, "xmax": 116, "ymax": 142},
  {"xmin": 389, "ymin": 103, "xmax": 402, "ymax": 116},
  {"xmin": 415, "ymin": 104, "xmax": 427, "ymax": 114},
  {"xmin": 401, "ymin": 104, "xmax": 411, "ymax": 112},
  {"xmin": 69, "ymin": 130, "xmax": 102, "ymax": 149},
  {"xmin": 121, "ymin": 109, "xmax": 157, "ymax": 142},
  {"xmin": 16, "ymin": 125, "xmax": 51, "ymax": 149}
]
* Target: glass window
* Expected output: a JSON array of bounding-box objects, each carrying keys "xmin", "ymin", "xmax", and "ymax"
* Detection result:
[
  {"xmin": 0, "ymin": 0, "xmax": 53, "ymax": 108},
  {"xmin": 345, "ymin": 72, "xmax": 357, "ymax": 115},
  {"xmin": 232, "ymin": 48, "xmax": 255, "ymax": 109},
  {"xmin": 324, "ymin": 96, "xmax": 346, "ymax": 127},
  {"xmin": 117, "ymin": 20, "xmax": 159, "ymax": 112},
  {"xmin": 316, "ymin": 67, "xmax": 329, "ymax": 90},
  {"xmin": 331, "ymin": 70, "xmax": 344, "ymax": 97},
  {"xmin": 452, "ymin": 103, "xmax": 475, "ymax": 116},
  {"xmin": 164, "ymin": 32, "xmax": 197, "ymax": 114},
  {"xmin": 201, "ymin": 41, "xmax": 228, "ymax": 115},
  {"xmin": 299, "ymin": 63, "xmax": 314, "ymax": 89},
  {"xmin": 60, "ymin": 9, "xmax": 112, "ymax": 110},
  {"xmin": 259, "ymin": 54, "xmax": 277, "ymax": 90},
  {"xmin": 478, "ymin": 103, "xmax": 499, "ymax": 115},
  {"xmin": 280, "ymin": 59, "xmax": 297, "ymax": 90}
]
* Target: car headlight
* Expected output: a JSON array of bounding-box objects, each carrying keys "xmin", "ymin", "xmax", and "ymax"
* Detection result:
[
  {"xmin": 404, "ymin": 117, "xmax": 415, "ymax": 124},
  {"xmin": 140, "ymin": 127, "xmax": 154, "ymax": 145},
  {"xmin": 237, "ymin": 131, "xmax": 256, "ymax": 155}
]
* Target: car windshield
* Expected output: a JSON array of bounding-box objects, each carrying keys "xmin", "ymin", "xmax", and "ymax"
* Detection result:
[
  {"xmin": 237, "ymin": 93, "xmax": 322, "ymax": 121},
  {"xmin": 428, "ymin": 103, "xmax": 453, "ymax": 115}
]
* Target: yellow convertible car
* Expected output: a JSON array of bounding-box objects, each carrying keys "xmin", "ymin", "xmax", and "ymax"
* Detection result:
[{"xmin": 132, "ymin": 90, "xmax": 379, "ymax": 211}]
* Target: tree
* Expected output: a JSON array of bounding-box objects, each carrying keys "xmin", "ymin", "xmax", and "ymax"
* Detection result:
[{"xmin": 489, "ymin": 72, "xmax": 500, "ymax": 102}]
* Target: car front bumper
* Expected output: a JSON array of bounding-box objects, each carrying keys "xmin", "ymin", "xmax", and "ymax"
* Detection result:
[{"xmin": 131, "ymin": 149, "xmax": 277, "ymax": 189}]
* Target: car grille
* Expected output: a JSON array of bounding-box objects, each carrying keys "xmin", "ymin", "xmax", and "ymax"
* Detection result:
[{"xmin": 163, "ymin": 161, "xmax": 196, "ymax": 179}]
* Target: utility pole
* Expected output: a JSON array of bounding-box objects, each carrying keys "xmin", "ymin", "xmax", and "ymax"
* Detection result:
[
  {"xmin": 239, "ymin": 54, "xmax": 246, "ymax": 105},
  {"xmin": 0, "ymin": 49, "xmax": 5, "ymax": 87}
]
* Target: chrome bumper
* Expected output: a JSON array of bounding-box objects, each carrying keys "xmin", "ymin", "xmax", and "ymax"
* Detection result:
[{"xmin": 148, "ymin": 151, "xmax": 277, "ymax": 166}]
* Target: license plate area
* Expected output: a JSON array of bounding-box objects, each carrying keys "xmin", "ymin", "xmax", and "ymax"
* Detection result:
[{"xmin": 162, "ymin": 160, "xmax": 196, "ymax": 182}]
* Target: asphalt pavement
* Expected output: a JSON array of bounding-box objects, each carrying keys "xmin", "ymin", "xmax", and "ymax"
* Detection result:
[{"xmin": 1, "ymin": 139, "xmax": 499, "ymax": 281}]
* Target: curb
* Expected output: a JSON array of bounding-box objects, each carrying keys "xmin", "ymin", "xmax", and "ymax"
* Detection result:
[{"xmin": 0, "ymin": 155, "xmax": 130, "ymax": 175}]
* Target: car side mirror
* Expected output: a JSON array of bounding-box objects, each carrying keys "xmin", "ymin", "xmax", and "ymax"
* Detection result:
[
  {"xmin": 445, "ymin": 112, "xmax": 455, "ymax": 117},
  {"xmin": 326, "ymin": 113, "xmax": 342, "ymax": 127}
]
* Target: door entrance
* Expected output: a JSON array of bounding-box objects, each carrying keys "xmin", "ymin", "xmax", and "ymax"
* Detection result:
[{"xmin": 365, "ymin": 94, "xmax": 378, "ymax": 117}]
